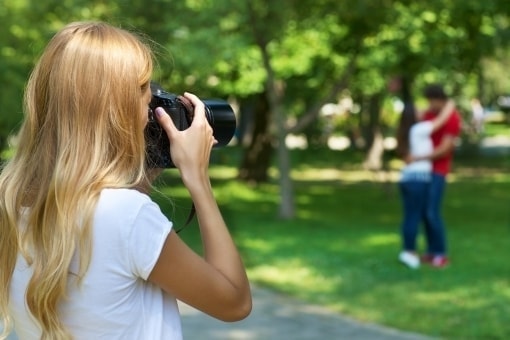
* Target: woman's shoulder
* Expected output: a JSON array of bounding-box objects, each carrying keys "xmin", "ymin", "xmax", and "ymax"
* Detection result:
[
  {"xmin": 96, "ymin": 188, "xmax": 154, "ymax": 217},
  {"xmin": 100, "ymin": 187, "xmax": 151, "ymax": 202},
  {"xmin": 93, "ymin": 188, "xmax": 170, "ymax": 245},
  {"xmin": 93, "ymin": 188, "xmax": 172, "ymax": 280},
  {"xmin": 410, "ymin": 121, "xmax": 433, "ymax": 135}
]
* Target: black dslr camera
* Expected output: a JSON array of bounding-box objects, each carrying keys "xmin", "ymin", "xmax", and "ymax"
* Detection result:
[{"xmin": 145, "ymin": 82, "xmax": 236, "ymax": 168}]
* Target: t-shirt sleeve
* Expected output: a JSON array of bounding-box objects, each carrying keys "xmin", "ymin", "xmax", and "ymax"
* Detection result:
[
  {"xmin": 443, "ymin": 111, "xmax": 461, "ymax": 137},
  {"xmin": 128, "ymin": 201, "xmax": 173, "ymax": 280}
]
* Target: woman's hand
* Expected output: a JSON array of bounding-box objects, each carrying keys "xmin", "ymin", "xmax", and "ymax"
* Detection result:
[
  {"xmin": 155, "ymin": 92, "xmax": 217, "ymax": 187},
  {"xmin": 404, "ymin": 154, "xmax": 414, "ymax": 164}
]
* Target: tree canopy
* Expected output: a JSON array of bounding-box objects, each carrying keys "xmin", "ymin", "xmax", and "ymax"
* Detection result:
[{"xmin": 1, "ymin": 0, "xmax": 510, "ymax": 217}]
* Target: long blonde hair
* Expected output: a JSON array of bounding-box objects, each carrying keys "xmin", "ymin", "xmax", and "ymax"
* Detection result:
[{"xmin": 0, "ymin": 22, "xmax": 153, "ymax": 339}]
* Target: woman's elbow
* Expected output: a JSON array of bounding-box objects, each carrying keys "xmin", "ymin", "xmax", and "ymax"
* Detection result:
[
  {"xmin": 219, "ymin": 292, "xmax": 252, "ymax": 322},
  {"xmin": 233, "ymin": 294, "xmax": 253, "ymax": 321}
]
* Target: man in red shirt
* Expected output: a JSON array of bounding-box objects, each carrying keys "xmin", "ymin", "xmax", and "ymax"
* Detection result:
[{"xmin": 420, "ymin": 84, "xmax": 461, "ymax": 267}]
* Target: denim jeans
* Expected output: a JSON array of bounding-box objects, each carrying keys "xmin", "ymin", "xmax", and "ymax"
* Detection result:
[
  {"xmin": 423, "ymin": 173, "xmax": 447, "ymax": 256},
  {"xmin": 399, "ymin": 180, "xmax": 429, "ymax": 251}
]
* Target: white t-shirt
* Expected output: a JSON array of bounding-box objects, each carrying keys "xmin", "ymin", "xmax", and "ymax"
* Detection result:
[
  {"xmin": 401, "ymin": 121, "xmax": 433, "ymax": 179},
  {"xmin": 9, "ymin": 188, "xmax": 182, "ymax": 340}
]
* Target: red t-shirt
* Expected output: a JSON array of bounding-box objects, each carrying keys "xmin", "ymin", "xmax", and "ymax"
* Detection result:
[{"xmin": 423, "ymin": 109, "xmax": 461, "ymax": 175}]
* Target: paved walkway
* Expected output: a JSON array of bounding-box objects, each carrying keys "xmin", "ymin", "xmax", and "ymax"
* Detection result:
[{"xmin": 179, "ymin": 285, "xmax": 433, "ymax": 340}]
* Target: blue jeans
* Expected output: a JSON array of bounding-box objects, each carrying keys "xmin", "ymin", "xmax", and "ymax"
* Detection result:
[
  {"xmin": 399, "ymin": 180, "xmax": 429, "ymax": 251},
  {"xmin": 423, "ymin": 173, "xmax": 447, "ymax": 256}
]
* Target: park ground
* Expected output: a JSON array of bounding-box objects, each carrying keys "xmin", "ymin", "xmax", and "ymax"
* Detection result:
[{"xmin": 153, "ymin": 131, "xmax": 510, "ymax": 339}]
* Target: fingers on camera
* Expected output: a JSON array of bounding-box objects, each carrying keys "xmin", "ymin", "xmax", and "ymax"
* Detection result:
[
  {"xmin": 184, "ymin": 92, "xmax": 206, "ymax": 119},
  {"xmin": 155, "ymin": 107, "xmax": 177, "ymax": 136}
]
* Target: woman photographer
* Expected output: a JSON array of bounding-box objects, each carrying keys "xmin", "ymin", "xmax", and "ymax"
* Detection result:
[{"xmin": 0, "ymin": 22, "xmax": 251, "ymax": 339}]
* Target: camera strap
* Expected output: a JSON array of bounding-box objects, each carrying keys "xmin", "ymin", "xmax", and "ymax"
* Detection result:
[{"xmin": 176, "ymin": 203, "xmax": 196, "ymax": 233}]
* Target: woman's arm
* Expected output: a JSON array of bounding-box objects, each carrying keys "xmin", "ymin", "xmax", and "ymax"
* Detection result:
[
  {"xmin": 430, "ymin": 99, "xmax": 455, "ymax": 132},
  {"xmin": 147, "ymin": 93, "xmax": 251, "ymax": 321}
]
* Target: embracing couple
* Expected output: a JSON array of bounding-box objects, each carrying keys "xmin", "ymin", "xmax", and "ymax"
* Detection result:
[{"xmin": 396, "ymin": 84, "xmax": 461, "ymax": 269}]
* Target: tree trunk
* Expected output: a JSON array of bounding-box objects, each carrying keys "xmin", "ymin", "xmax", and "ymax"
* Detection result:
[
  {"xmin": 272, "ymin": 81, "xmax": 294, "ymax": 219},
  {"xmin": 362, "ymin": 93, "xmax": 384, "ymax": 170},
  {"xmin": 258, "ymin": 42, "xmax": 295, "ymax": 219},
  {"xmin": 246, "ymin": 0, "xmax": 294, "ymax": 219},
  {"xmin": 238, "ymin": 92, "xmax": 273, "ymax": 183},
  {"xmin": 399, "ymin": 76, "xmax": 414, "ymax": 104},
  {"xmin": 476, "ymin": 64, "xmax": 485, "ymax": 104}
]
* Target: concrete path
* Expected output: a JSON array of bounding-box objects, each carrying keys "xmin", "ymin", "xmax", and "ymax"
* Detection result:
[{"xmin": 179, "ymin": 285, "xmax": 433, "ymax": 340}]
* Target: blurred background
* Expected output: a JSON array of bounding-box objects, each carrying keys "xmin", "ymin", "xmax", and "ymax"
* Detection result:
[{"xmin": 1, "ymin": 0, "xmax": 509, "ymax": 339}]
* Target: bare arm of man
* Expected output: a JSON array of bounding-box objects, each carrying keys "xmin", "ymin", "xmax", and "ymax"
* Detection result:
[
  {"xmin": 414, "ymin": 134, "xmax": 456, "ymax": 162},
  {"xmin": 430, "ymin": 100, "xmax": 455, "ymax": 132}
]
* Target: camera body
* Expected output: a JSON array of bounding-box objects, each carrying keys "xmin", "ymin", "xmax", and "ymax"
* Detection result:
[{"xmin": 145, "ymin": 83, "xmax": 236, "ymax": 168}]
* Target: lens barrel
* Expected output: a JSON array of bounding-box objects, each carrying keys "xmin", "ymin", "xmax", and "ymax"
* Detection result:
[{"xmin": 204, "ymin": 99, "xmax": 236, "ymax": 147}]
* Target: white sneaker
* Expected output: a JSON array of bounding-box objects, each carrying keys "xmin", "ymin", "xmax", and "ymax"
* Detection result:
[{"xmin": 398, "ymin": 251, "xmax": 420, "ymax": 269}]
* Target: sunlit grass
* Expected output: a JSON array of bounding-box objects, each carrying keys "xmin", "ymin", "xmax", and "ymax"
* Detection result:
[
  {"xmin": 360, "ymin": 233, "xmax": 400, "ymax": 247},
  {"xmin": 484, "ymin": 121, "xmax": 510, "ymax": 137},
  {"xmin": 153, "ymin": 148, "xmax": 510, "ymax": 339}
]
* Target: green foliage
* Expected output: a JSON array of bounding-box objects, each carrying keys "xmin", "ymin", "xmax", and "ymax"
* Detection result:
[
  {"xmin": 0, "ymin": 0, "xmax": 118, "ymax": 149},
  {"xmin": 483, "ymin": 47, "xmax": 510, "ymax": 99},
  {"xmin": 1, "ymin": 0, "xmax": 510, "ymax": 150}
]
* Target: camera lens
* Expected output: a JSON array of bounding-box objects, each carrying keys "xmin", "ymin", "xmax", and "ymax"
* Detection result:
[{"xmin": 203, "ymin": 99, "xmax": 236, "ymax": 147}]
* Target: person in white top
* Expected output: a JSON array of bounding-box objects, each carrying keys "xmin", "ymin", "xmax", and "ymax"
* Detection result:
[
  {"xmin": 0, "ymin": 22, "xmax": 251, "ymax": 340},
  {"xmin": 395, "ymin": 99, "xmax": 455, "ymax": 269}
]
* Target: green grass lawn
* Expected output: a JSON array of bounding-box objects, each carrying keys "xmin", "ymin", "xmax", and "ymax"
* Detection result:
[
  {"xmin": 484, "ymin": 120, "xmax": 510, "ymax": 137},
  {"xmin": 152, "ymin": 147, "xmax": 510, "ymax": 339}
]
